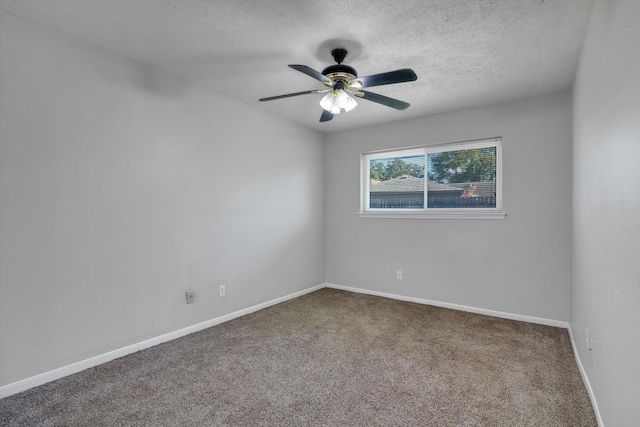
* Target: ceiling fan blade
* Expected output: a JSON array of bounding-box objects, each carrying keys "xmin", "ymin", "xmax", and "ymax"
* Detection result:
[
  {"xmin": 289, "ymin": 65, "xmax": 333, "ymax": 83},
  {"xmin": 259, "ymin": 90, "xmax": 318, "ymax": 102},
  {"xmin": 319, "ymin": 110, "xmax": 334, "ymax": 122},
  {"xmin": 350, "ymin": 68, "xmax": 417, "ymax": 89},
  {"xmin": 355, "ymin": 90, "xmax": 410, "ymax": 110}
]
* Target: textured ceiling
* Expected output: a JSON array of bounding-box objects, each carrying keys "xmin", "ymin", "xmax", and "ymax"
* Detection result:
[{"xmin": 0, "ymin": 0, "xmax": 594, "ymax": 133}]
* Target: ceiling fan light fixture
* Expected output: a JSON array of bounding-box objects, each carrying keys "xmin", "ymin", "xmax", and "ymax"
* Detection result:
[
  {"xmin": 319, "ymin": 92, "xmax": 339, "ymax": 113},
  {"xmin": 320, "ymin": 89, "xmax": 357, "ymax": 114},
  {"xmin": 336, "ymin": 90, "xmax": 357, "ymax": 111}
]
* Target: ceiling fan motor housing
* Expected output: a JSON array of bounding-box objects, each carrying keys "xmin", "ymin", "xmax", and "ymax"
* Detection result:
[{"xmin": 322, "ymin": 64, "xmax": 358, "ymax": 79}]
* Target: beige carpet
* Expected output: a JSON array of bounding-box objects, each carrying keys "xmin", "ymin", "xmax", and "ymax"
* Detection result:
[{"xmin": 0, "ymin": 288, "xmax": 596, "ymax": 426}]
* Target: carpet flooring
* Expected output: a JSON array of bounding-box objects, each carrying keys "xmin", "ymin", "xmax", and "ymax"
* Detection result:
[{"xmin": 0, "ymin": 288, "xmax": 596, "ymax": 426}]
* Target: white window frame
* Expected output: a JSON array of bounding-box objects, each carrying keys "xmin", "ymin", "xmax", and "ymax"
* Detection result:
[{"xmin": 359, "ymin": 137, "xmax": 505, "ymax": 220}]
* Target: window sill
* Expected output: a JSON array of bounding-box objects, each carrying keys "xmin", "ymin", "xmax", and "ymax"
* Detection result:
[{"xmin": 357, "ymin": 210, "xmax": 507, "ymax": 220}]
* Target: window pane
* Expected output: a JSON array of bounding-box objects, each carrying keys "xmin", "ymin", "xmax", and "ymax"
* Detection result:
[
  {"xmin": 427, "ymin": 147, "xmax": 496, "ymax": 208},
  {"xmin": 369, "ymin": 154, "xmax": 424, "ymax": 209}
]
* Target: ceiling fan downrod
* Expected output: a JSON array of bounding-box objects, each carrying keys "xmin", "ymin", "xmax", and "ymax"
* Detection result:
[{"xmin": 331, "ymin": 48, "xmax": 348, "ymax": 64}]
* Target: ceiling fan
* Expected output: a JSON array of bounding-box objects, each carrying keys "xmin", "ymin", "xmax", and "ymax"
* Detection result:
[{"xmin": 259, "ymin": 48, "xmax": 417, "ymax": 122}]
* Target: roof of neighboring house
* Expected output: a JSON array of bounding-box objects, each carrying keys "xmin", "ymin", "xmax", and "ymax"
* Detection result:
[
  {"xmin": 370, "ymin": 176, "xmax": 497, "ymax": 196},
  {"xmin": 370, "ymin": 175, "xmax": 463, "ymax": 193}
]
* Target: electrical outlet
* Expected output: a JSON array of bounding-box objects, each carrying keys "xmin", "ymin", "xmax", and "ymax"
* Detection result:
[
  {"xmin": 397, "ymin": 270, "xmax": 403, "ymax": 280},
  {"xmin": 219, "ymin": 285, "xmax": 226, "ymax": 297},
  {"xmin": 186, "ymin": 291, "xmax": 194, "ymax": 304}
]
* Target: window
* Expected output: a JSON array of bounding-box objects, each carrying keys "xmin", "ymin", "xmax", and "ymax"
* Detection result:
[{"xmin": 360, "ymin": 138, "xmax": 504, "ymax": 219}]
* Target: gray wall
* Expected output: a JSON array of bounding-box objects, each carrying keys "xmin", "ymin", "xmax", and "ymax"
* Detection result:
[
  {"xmin": 325, "ymin": 92, "xmax": 572, "ymax": 322},
  {"xmin": 572, "ymin": 1, "xmax": 640, "ymax": 425},
  {"xmin": 0, "ymin": 12, "xmax": 325, "ymax": 387}
]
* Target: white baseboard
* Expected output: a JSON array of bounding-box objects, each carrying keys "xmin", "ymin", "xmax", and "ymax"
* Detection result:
[
  {"xmin": 325, "ymin": 283, "xmax": 570, "ymax": 328},
  {"xmin": 0, "ymin": 284, "xmax": 325, "ymax": 399},
  {"xmin": 567, "ymin": 326, "xmax": 604, "ymax": 427}
]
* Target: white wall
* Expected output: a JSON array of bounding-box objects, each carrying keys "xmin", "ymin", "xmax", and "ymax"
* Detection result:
[
  {"xmin": 0, "ymin": 12, "xmax": 325, "ymax": 387},
  {"xmin": 325, "ymin": 92, "xmax": 572, "ymax": 322},
  {"xmin": 572, "ymin": 1, "xmax": 640, "ymax": 425}
]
